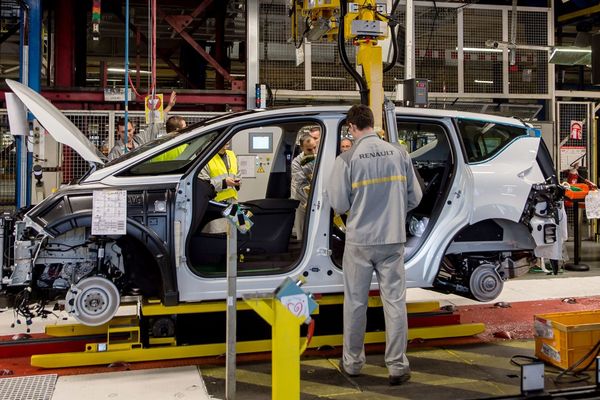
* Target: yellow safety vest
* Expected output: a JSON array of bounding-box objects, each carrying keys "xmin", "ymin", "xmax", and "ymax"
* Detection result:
[{"xmin": 207, "ymin": 150, "xmax": 239, "ymax": 202}]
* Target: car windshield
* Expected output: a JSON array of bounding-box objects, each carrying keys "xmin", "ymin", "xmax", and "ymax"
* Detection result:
[{"xmin": 103, "ymin": 111, "xmax": 254, "ymax": 167}]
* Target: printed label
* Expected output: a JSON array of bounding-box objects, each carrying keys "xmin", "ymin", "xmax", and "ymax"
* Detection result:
[{"xmin": 541, "ymin": 343, "xmax": 561, "ymax": 363}]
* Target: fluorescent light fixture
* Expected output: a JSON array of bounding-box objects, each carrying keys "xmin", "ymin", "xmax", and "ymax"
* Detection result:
[
  {"xmin": 474, "ymin": 80, "xmax": 494, "ymax": 84},
  {"xmin": 551, "ymin": 47, "xmax": 591, "ymax": 53},
  {"xmin": 312, "ymin": 76, "xmax": 348, "ymax": 81},
  {"xmin": 107, "ymin": 67, "xmax": 152, "ymax": 74},
  {"xmin": 460, "ymin": 47, "xmax": 503, "ymax": 53},
  {"xmin": 549, "ymin": 46, "xmax": 592, "ymax": 65}
]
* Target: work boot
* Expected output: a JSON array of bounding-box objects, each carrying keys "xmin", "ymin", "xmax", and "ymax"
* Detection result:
[
  {"xmin": 338, "ymin": 359, "xmax": 360, "ymax": 378},
  {"xmin": 389, "ymin": 373, "xmax": 411, "ymax": 386}
]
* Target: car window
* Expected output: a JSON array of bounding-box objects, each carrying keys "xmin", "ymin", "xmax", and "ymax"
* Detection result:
[
  {"xmin": 398, "ymin": 122, "xmax": 449, "ymax": 163},
  {"xmin": 457, "ymin": 119, "xmax": 528, "ymax": 163},
  {"xmin": 119, "ymin": 130, "xmax": 220, "ymax": 176}
]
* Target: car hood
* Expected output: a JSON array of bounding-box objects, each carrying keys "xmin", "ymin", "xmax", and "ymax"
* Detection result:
[{"xmin": 6, "ymin": 79, "xmax": 107, "ymax": 165}]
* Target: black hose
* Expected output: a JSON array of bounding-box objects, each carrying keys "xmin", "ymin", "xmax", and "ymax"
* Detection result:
[
  {"xmin": 383, "ymin": 22, "xmax": 398, "ymax": 73},
  {"xmin": 384, "ymin": 0, "xmax": 401, "ymax": 72},
  {"xmin": 338, "ymin": 1, "xmax": 369, "ymax": 105}
]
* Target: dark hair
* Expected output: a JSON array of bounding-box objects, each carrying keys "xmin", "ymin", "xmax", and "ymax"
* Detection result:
[
  {"xmin": 347, "ymin": 104, "xmax": 374, "ymax": 130},
  {"xmin": 116, "ymin": 117, "xmax": 135, "ymax": 129},
  {"xmin": 298, "ymin": 133, "xmax": 314, "ymax": 148},
  {"xmin": 166, "ymin": 116, "xmax": 186, "ymax": 133}
]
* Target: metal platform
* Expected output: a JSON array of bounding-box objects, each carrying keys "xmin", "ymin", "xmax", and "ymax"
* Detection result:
[{"xmin": 27, "ymin": 294, "xmax": 484, "ymax": 368}]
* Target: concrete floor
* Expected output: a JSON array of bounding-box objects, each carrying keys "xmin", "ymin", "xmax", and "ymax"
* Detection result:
[{"xmin": 1, "ymin": 241, "xmax": 600, "ymax": 399}]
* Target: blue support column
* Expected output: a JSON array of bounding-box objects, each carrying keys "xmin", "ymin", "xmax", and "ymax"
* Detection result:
[
  {"xmin": 17, "ymin": 0, "xmax": 41, "ymax": 208},
  {"xmin": 26, "ymin": 0, "xmax": 41, "ymax": 206}
]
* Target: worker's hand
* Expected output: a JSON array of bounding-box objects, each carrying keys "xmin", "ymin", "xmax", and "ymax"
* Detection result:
[
  {"xmin": 225, "ymin": 177, "xmax": 241, "ymax": 187},
  {"xmin": 168, "ymin": 91, "xmax": 176, "ymax": 107}
]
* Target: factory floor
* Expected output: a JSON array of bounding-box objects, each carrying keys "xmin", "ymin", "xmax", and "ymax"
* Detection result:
[{"xmin": 1, "ymin": 241, "xmax": 600, "ymax": 400}]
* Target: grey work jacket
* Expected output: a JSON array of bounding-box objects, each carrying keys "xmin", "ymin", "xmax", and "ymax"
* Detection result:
[
  {"xmin": 290, "ymin": 152, "xmax": 315, "ymax": 207},
  {"xmin": 326, "ymin": 132, "xmax": 423, "ymax": 246}
]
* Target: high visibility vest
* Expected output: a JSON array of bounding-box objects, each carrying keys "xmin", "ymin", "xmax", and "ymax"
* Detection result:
[{"xmin": 206, "ymin": 150, "xmax": 239, "ymax": 202}]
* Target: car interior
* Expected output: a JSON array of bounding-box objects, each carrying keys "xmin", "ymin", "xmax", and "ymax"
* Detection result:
[{"xmin": 185, "ymin": 120, "xmax": 322, "ymax": 277}]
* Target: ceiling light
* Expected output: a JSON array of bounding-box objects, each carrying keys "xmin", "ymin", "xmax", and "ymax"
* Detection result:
[
  {"xmin": 461, "ymin": 47, "xmax": 503, "ymax": 53},
  {"xmin": 474, "ymin": 80, "xmax": 494, "ymax": 84},
  {"xmin": 107, "ymin": 67, "xmax": 151, "ymax": 74},
  {"xmin": 549, "ymin": 46, "xmax": 591, "ymax": 65}
]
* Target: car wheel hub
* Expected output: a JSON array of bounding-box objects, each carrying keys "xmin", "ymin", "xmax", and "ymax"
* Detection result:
[{"xmin": 66, "ymin": 276, "xmax": 120, "ymax": 326}]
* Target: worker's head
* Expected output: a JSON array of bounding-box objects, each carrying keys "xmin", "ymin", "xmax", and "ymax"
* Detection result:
[
  {"xmin": 218, "ymin": 141, "xmax": 231, "ymax": 155},
  {"xmin": 299, "ymin": 134, "xmax": 317, "ymax": 156},
  {"xmin": 116, "ymin": 118, "xmax": 136, "ymax": 141},
  {"xmin": 309, "ymin": 126, "xmax": 321, "ymax": 147},
  {"xmin": 340, "ymin": 137, "xmax": 353, "ymax": 153},
  {"xmin": 166, "ymin": 116, "xmax": 187, "ymax": 133},
  {"xmin": 346, "ymin": 105, "xmax": 374, "ymax": 139}
]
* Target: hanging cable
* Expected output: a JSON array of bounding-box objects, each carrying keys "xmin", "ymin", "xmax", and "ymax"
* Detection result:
[
  {"xmin": 124, "ymin": 0, "xmax": 130, "ymax": 152},
  {"xmin": 383, "ymin": 0, "xmax": 401, "ymax": 73},
  {"xmin": 338, "ymin": 1, "xmax": 369, "ymax": 105}
]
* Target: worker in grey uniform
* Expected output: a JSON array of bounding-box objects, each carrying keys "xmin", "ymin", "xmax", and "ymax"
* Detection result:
[
  {"xmin": 326, "ymin": 104, "xmax": 422, "ymax": 386},
  {"xmin": 290, "ymin": 134, "xmax": 317, "ymax": 240}
]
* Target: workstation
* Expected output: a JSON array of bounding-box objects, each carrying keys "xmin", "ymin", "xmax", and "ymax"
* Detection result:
[{"xmin": 1, "ymin": 1, "xmax": 600, "ymax": 399}]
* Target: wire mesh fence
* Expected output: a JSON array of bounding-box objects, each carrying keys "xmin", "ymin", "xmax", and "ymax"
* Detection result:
[
  {"xmin": 258, "ymin": 0, "xmax": 551, "ymax": 100},
  {"xmin": 556, "ymin": 102, "xmax": 592, "ymax": 239},
  {"xmin": 0, "ymin": 113, "xmax": 16, "ymax": 212},
  {"xmin": 413, "ymin": 5, "xmax": 458, "ymax": 94}
]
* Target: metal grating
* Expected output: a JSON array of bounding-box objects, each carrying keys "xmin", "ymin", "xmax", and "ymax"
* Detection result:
[
  {"xmin": 383, "ymin": 9, "xmax": 405, "ymax": 91},
  {"xmin": 557, "ymin": 102, "xmax": 592, "ymax": 238},
  {"xmin": 508, "ymin": 49, "xmax": 547, "ymax": 95},
  {"xmin": 0, "ymin": 374, "xmax": 57, "ymax": 400},
  {"xmin": 463, "ymin": 8, "xmax": 503, "ymax": 94},
  {"xmin": 312, "ymin": 42, "xmax": 357, "ymax": 91},
  {"xmin": 63, "ymin": 112, "xmax": 111, "ymax": 183},
  {"xmin": 510, "ymin": 10, "xmax": 548, "ymax": 47},
  {"xmin": 0, "ymin": 112, "xmax": 16, "ymax": 211},
  {"xmin": 259, "ymin": 1, "xmax": 302, "ymax": 90},
  {"xmin": 413, "ymin": 5, "xmax": 458, "ymax": 93},
  {"xmin": 257, "ymin": 2, "xmax": 550, "ymax": 99}
]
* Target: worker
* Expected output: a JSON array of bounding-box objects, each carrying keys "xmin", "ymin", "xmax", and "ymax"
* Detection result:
[
  {"xmin": 340, "ymin": 137, "xmax": 353, "ymax": 153},
  {"xmin": 151, "ymin": 116, "xmax": 188, "ymax": 162},
  {"xmin": 291, "ymin": 134, "xmax": 317, "ymax": 240},
  {"xmin": 309, "ymin": 126, "xmax": 321, "ymax": 148},
  {"xmin": 199, "ymin": 142, "xmax": 241, "ymax": 203},
  {"xmin": 108, "ymin": 118, "xmax": 143, "ymax": 161},
  {"xmin": 326, "ymin": 104, "xmax": 422, "ymax": 386},
  {"xmin": 166, "ymin": 115, "xmax": 187, "ymax": 133}
]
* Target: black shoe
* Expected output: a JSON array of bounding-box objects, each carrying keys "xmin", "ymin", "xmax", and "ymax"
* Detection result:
[
  {"xmin": 389, "ymin": 373, "xmax": 411, "ymax": 386},
  {"xmin": 338, "ymin": 360, "xmax": 360, "ymax": 378}
]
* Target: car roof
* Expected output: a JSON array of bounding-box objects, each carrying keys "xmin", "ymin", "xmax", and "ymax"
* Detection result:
[{"xmin": 200, "ymin": 106, "xmax": 528, "ymax": 129}]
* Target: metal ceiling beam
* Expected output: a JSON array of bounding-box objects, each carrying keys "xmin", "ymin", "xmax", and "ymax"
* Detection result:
[
  {"xmin": 114, "ymin": 8, "xmax": 198, "ymax": 89},
  {"xmin": 160, "ymin": 3, "xmax": 234, "ymax": 83},
  {"xmin": 558, "ymin": 4, "xmax": 600, "ymax": 24},
  {"xmin": 0, "ymin": 89, "xmax": 246, "ymax": 105}
]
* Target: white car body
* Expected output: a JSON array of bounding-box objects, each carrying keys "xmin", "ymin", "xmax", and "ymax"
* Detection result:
[{"xmin": 2, "ymin": 79, "xmax": 566, "ymax": 326}]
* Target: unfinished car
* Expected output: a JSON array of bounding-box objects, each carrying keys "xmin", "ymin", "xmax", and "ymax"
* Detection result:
[{"xmin": 1, "ymin": 79, "xmax": 566, "ymax": 326}]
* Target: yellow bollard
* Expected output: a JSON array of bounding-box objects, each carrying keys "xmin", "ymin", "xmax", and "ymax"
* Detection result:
[{"xmin": 245, "ymin": 297, "xmax": 308, "ymax": 400}]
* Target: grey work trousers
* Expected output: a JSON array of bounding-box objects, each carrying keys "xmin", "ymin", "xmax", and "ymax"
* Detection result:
[{"xmin": 341, "ymin": 243, "xmax": 409, "ymax": 376}]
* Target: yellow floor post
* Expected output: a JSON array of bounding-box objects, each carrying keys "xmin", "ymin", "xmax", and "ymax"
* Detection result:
[{"xmin": 245, "ymin": 297, "xmax": 306, "ymax": 400}]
